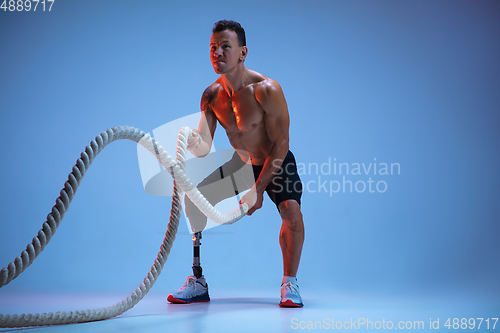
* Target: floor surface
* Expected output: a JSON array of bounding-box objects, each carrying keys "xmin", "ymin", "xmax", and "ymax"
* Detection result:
[{"xmin": 1, "ymin": 289, "xmax": 498, "ymax": 332}]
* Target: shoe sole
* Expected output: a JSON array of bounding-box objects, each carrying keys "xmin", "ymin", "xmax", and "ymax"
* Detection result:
[
  {"xmin": 167, "ymin": 294, "xmax": 210, "ymax": 304},
  {"xmin": 279, "ymin": 299, "xmax": 303, "ymax": 308}
]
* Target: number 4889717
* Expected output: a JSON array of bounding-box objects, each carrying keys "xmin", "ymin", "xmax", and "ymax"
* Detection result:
[{"xmin": 1, "ymin": 0, "xmax": 55, "ymax": 11}]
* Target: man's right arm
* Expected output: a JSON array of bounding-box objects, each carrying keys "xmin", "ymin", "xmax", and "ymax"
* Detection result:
[{"xmin": 188, "ymin": 85, "xmax": 217, "ymax": 158}]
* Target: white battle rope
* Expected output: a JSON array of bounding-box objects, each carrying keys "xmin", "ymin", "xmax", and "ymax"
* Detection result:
[{"xmin": 0, "ymin": 126, "xmax": 248, "ymax": 328}]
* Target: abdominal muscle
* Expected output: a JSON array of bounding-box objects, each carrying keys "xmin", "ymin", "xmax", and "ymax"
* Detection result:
[{"xmin": 224, "ymin": 123, "xmax": 273, "ymax": 166}]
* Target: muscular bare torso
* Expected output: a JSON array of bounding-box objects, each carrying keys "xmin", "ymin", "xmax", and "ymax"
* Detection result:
[{"xmin": 206, "ymin": 72, "xmax": 274, "ymax": 165}]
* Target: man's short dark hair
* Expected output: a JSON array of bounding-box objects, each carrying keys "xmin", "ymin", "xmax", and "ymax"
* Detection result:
[{"xmin": 212, "ymin": 20, "xmax": 246, "ymax": 47}]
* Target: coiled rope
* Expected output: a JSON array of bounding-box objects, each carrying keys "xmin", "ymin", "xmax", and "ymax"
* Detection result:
[{"xmin": 0, "ymin": 126, "xmax": 248, "ymax": 328}]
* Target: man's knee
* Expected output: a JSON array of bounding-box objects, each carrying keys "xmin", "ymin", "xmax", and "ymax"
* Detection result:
[{"xmin": 278, "ymin": 200, "xmax": 303, "ymax": 229}]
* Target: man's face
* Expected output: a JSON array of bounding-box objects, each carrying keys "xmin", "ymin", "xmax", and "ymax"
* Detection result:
[{"xmin": 210, "ymin": 30, "xmax": 244, "ymax": 74}]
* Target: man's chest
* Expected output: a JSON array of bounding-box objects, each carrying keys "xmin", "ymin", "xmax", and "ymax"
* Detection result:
[{"xmin": 213, "ymin": 90, "xmax": 264, "ymax": 132}]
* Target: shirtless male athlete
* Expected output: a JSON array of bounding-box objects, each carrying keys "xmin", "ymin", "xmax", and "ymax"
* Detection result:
[{"xmin": 167, "ymin": 20, "xmax": 305, "ymax": 307}]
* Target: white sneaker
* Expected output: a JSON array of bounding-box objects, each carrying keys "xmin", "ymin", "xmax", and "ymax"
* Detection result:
[
  {"xmin": 280, "ymin": 276, "xmax": 303, "ymax": 307},
  {"xmin": 167, "ymin": 275, "xmax": 210, "ymax": 303}
]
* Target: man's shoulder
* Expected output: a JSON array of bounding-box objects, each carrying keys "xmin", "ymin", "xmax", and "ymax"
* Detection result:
[
  {"xmin": 254, "ymin": 76, "xmax": 283, "ymax": 105},
  {"xmin": 255, "ymin": 77, "xmax": 280, "ymax": 92},
  {"xmin": 201, "ymin": 81, "xmax": 222, "ymax": 109},
  {"xmin": 202, "ymin": 81, "xmax": 222, "ymax": 98},
  {"xmin": 246, "ymin": 69, "xmax": 277, "ymax": 90},
  {"xmin": 242, "ymin": 68, "xmax": 278, "ymax": 92}
]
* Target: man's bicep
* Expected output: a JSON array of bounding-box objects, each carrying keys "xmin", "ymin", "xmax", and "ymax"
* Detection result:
[
  {"xmin": 199, "ymin": 87, "xmax": 217, "ymax": 141},
  {"xmin": 198, "ymin": 109, "xmax": 217, "ymax": 141},
  {"xmin": 266, "ymin": 106, "xmax": 290, "ymax": 147},
  {"xmin": 258, "ymin": 82, "xmax": 290, "ymax": 145}
]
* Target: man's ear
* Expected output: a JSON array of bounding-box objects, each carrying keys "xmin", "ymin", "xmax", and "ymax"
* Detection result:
[{"xmin": 240, "ymin": 46, "xmax": 248, "ymax": 61}]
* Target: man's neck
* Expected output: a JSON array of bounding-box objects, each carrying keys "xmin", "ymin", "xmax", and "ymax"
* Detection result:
[{"xmin": 219, "ymin": 66, "xmax": 248, "ymax": 96}]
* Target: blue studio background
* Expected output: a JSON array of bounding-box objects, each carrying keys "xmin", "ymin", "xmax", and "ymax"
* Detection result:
[{"xmin": 0, "ymin": 0, "xmax": 499, "ymax": 312}]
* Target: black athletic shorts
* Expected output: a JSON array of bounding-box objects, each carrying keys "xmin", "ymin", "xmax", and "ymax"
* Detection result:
[{"xmin": 250, "ymin": 150, "xmax": 303, "ymax": 207}]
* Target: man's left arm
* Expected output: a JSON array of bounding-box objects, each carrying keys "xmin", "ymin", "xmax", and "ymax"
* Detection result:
[{"xmin": 243, "ymin": 79, "xmax": 290, "ymax": 215}]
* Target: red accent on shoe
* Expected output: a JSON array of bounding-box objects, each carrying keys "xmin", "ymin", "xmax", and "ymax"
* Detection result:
[
  {"xmin": 167, "ymin": 294, "xmax": 210, "ymax": 304},
  {"xmin": 279, "ymin": 299, "xmax": 303, "ymax": 308},
  {"xmin": 167, "ymin": 295, "xmax": 188, "ymax": 304}
]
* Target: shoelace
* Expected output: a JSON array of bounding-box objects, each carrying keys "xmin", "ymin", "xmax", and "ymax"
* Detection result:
[
  {"xmin": 282, "ymin": 281, "xmax": 299, "ymax": 295},
  {"xmin": 179, "ymin": 277, "xmax": 196, "ymax": 291}
]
